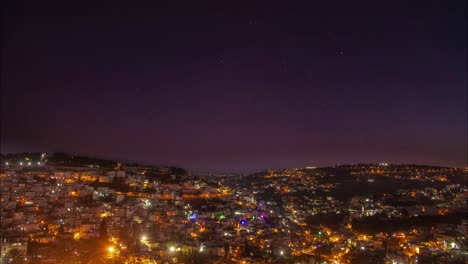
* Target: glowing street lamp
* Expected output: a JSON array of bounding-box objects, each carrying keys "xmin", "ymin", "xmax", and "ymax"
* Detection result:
[{"xmin": 108, "ymin": 246, "xmax": 115, "ymax": 254}]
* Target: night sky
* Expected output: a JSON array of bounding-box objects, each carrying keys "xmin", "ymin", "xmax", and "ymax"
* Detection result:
[{"xmin": 2, "ymin": 1, "xmax": 466, "ymax": 172}]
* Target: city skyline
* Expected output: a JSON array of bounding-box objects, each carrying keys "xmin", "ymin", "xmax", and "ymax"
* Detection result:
[
  {"xmin": 0, "ymin": 151, "xmax": 466, "ymax": 175},
  {"xmin": 0, "ymin": 153, "xmax": 465, "ymax": 263},
  {"xmin": 2, "ymin": 1, "xmax": 466, "ymax": 172}
]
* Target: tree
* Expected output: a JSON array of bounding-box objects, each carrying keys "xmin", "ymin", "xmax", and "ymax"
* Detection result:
[
  {"xmin": 131, "ymin": 224, "xmax": 141, "ymax": 253},
  {"xmin": 148, "ymin": 222, "xmax": 161, "ymax": 242},
  {"xmin": 223, "ymin": 243, "xmax": 230, "ymax": 261},
  {"xmin": 58, "ymin": 224, "xmax": 65, "ymax": 236},
  {"xmin": 99, "ymin": 218, "xmax": 108, "ymax": 240},
  {"xmin": 179, "ymin": 248, "xmax": 208, "ymax": 264},
  {"xmin": 119, "ymin": 224, "xmax": 132, "ymax": 247}
]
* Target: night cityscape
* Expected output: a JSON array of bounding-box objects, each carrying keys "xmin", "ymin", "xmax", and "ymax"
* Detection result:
[{"xmin": 1, "ymin": 0, "xmax": 466, "ymax": 264}]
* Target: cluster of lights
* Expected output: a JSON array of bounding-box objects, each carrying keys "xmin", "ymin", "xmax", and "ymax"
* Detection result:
[
  {"xmin": 142, "ymin": 199, "xmax": 151, "ymax": 209},
  {"xmin": 188, "ymin": 213, "xmax": 197, "ymax": 222},
  {"xmin": 4, "ymin": 161, "xmax": 42, "ymax": 166},
  {"xmin": 1, "ymin": 154, "xmax": 462, "ymax": 263},
  {"xmin": 167, "ymin": 245, "xmax": 182, "ymax": 253}
]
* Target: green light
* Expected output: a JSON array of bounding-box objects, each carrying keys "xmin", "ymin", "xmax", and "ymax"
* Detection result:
[
  {"xmin": 219, "ymin": 215, "xmax": 226, "ymax": 220},
  {"xmin": 318, "ymin": 231, "xmax": 322, "ymax": 235}
]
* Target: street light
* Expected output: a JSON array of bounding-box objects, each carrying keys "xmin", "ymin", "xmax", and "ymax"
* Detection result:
[{"xmin": 108, "ymin": 246, "xmax": 115, "ymax": 253}]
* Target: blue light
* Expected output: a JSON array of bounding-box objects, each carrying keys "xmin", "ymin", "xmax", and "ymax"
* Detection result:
[
  {"xmin": 240, "ymin": 220, "xmax": 247, "ymax": 226},
  {"xmin": 189, "ymin": 213, "xmax": 197, "ymax": 221}
]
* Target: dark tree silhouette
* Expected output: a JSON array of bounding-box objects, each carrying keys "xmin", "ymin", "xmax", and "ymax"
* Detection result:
[{"xmin": 99, "ymin": 218, "xmax": 108, "ymax": 240}]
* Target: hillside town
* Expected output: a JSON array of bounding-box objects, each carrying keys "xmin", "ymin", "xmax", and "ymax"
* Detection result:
[{"xmin": 0, "ymin": 153, "xmax": 466, "ymax": 264}]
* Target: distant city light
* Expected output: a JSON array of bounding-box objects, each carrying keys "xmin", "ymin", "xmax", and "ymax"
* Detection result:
[
  {"xmin": 240, "ymin": 219, "xmax": 247, "ymax": 226},
  {"xmin": 141, "ymin": 235, "xmax": 147, "ymax": 241},
  {"xmin": 169, "ymin": 246, "xmax": 175, "ymax": 252},
  {"xmin": 5, "ymin": 162, "xmax": 8, "ymax": 165},
  {"xmin": 28, "ymin": 162, "xmax": 31, "ymax": 166},
  {"xmin": 20, "ymin": 162, "xmax": 23, "ymax": 166}
]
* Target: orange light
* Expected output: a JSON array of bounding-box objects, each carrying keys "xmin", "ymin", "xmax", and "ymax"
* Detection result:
[{"xmin": 108, "ymin": 246, "xmax": 115, "ymax": 253}]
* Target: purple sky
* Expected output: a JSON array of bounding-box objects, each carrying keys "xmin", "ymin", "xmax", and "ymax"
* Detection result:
[{"xmin": 2, "ymin": 1, "xmax": 466, "ymax": 172}]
